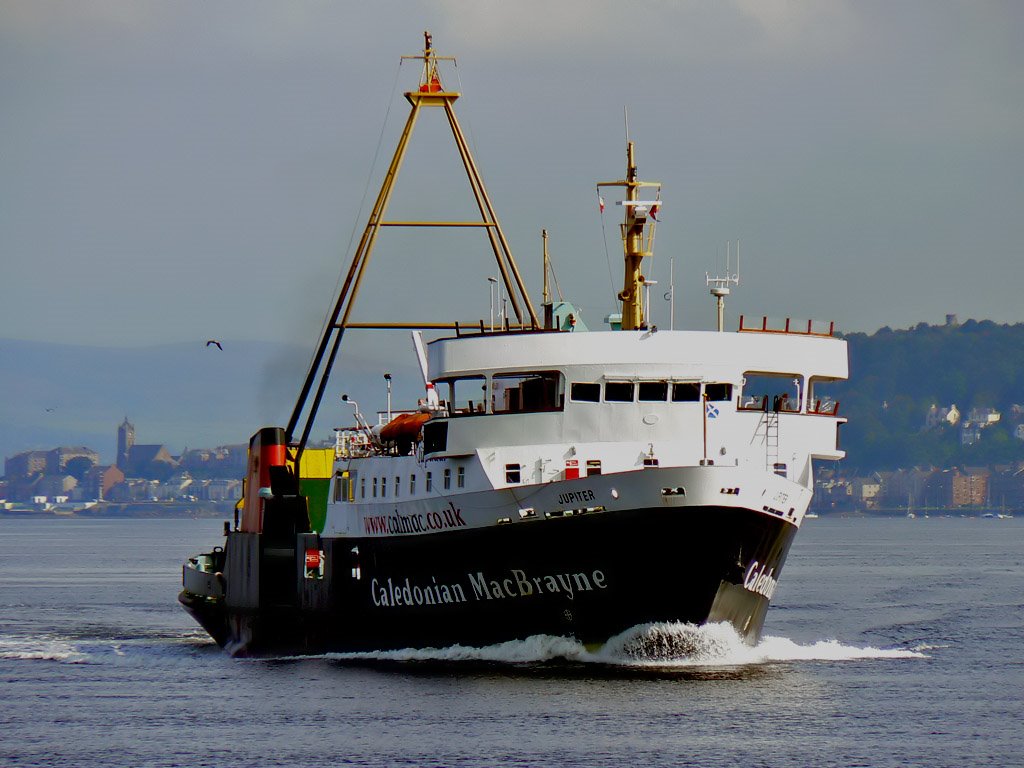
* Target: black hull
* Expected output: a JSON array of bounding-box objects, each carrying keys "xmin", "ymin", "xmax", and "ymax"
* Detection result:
[{"xmin": 180, "ymin": 505, "xmax": 796, "ymax": 656}]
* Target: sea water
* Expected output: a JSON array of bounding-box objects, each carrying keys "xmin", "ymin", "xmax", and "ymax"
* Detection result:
[{"xmin": 1, "ymin": 516, "xmax": 1021, "ymax": 767}]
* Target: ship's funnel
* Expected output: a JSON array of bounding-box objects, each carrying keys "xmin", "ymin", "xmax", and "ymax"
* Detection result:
[{"xmin": 240, "ymin": 427, "xmax": 288, "ymax": 533}]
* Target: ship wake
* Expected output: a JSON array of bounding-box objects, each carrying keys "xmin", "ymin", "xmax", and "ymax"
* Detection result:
[
  {"xmin": 321, "ymin": 622, "xmax": 925, "ymax": 668},
  {"xmin": 0, "ymin": 629, "xmax": 219, "ymax": 665},
  {"xmin": 0, "ymin": 635, "xmax": 90, "ymax": 664}
]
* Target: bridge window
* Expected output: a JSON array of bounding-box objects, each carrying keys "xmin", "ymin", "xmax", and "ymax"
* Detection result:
[
  {"xmin": 440, "ymin": 375, "xmax": 487, "ymax": 415},
  {"xmin": 457, "ymin": 466, "xmax": 465, "ymax": 488},
  {"xmin": 410, "ymin": 474, "xmax": 416, "ymax": 495},
  {"xmin": 605, "ymin": 382, "xmax": 635, "ymax": 402},
  {"xmin": 492, "ymin": 371, "xmax": 564, "ymax": 414},
  {"xmin": 443, "ymin": 468, "xmax": 451, "ymax": 490},
  {"xmin": 705, "ymin": 383, "xmax": 734, "ymax": 402},
  {"xmin": 741, "ymin": 374, "xmax": 800, "ymax": 412},
  {"xmin": 807, "ymin": 376, "xmax": 841, "ymax": 415},
  {"xmin": 505, "ymin": 463, "xmax": 521, "ymax": 484},
  {"xmin": 570, "ymin": 382, "xmax": 601, "ymax": 402},
  {"xmin": 638, "ymin": 382, "xmax": 668, "ymax": 401},
  {"xmin": 672, "ymin": 383, "xmax": 701, "ymax": 402},
  {"xmin": 426, "ymin": 472, "xmax": 433, "ymax": 492}
]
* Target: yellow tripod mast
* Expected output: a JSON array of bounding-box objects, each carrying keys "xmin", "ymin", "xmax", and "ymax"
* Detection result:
[
  {"xmin": 339, "ymin": 31, "xmax": 538, "ymax": 331},
  {"xmin": 289, "ymin": 32, "xmax": 538, "ymax": 450}
]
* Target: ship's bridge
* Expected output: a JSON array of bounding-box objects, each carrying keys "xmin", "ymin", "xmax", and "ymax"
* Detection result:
[{"xmin": 420, "ymin": 327, "xmax": 848, "ymax": 478}]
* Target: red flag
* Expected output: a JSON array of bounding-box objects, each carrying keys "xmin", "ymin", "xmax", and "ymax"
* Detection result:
[{"xmin": 599, "ymin": 195, "xmax": 605, "ymax": 213}]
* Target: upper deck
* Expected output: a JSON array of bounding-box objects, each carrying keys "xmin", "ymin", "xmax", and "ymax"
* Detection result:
[{"xmin": 427, "ymin": 325, "xmax": 848, "ymax": 383}]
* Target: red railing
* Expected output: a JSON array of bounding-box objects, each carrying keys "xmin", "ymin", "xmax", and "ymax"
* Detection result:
[{"xmin": 738, "ymin": 316, "xmax": 835, "ymax": 337}]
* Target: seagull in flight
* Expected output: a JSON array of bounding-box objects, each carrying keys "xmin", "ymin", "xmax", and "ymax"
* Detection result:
[{"xmin": 206, "ymin": 340, "xmax": 223, "ymax": 350}]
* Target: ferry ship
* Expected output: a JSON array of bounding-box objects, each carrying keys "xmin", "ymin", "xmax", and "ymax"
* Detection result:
[{"xmin": 180, "ymin": 34, "xmax": 849, "ymax": 656}]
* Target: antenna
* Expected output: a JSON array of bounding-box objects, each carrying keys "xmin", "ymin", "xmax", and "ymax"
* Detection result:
[
  {"xmin": 706, "ymin": 240, "xmax": 741, "ymax": 332},
  {"xmin": 664, "ymin": 255, "xmax": 676, "ymax": 331}
]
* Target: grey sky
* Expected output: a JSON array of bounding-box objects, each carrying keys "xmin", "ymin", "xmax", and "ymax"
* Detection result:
[{"xmin": 2, "ymin": 0, "xmax": 1022, "ymax": 355}]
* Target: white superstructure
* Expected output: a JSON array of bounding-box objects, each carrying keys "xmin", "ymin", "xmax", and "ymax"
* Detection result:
[{"xmin": 324, "ymin": 323, "xmax": 847, "ymax": 538}]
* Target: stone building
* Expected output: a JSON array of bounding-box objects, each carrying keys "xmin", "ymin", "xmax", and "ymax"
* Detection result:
[
  {"xmin": 4, "ymin": 450, "xmax": 48, "ymax": 479},
  {"xmin": 46, "ymin": 446, "xmax": 99, "ymax": 475}
]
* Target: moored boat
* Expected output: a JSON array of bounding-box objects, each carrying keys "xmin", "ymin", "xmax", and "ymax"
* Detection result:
[{"xmin": 180, "ymin": 33, "xmax": 849, "ymax": 656}]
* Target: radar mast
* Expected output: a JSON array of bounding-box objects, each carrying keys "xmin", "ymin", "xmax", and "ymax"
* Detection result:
[{"xmin": 597, "ymin": 141, "xmax": 662, "ymax": 331}]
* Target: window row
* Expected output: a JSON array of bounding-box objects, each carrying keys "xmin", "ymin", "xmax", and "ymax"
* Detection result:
[
  {"xmin": 437, "ymin": 371, "xmax": 840, "ymax": 416},
  {"xmin": 569, "ymin": 381, "xmax": 733, "ymax": 403},
  {"xmin": 333, "ymin": 458, "xmax": 605, "ymax": 500},
  {"xmin": 334, "ymin": 466, "xmax": 466, "ymax": 502}
]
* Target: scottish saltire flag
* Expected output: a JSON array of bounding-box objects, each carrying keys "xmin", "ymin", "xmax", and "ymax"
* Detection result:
[{"xmin": 706, "ymin": 403, "xmax": 719, "ymax": 419}]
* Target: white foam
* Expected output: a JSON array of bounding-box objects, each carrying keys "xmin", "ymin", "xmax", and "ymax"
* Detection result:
[
  {"xmin": 0, "ymin": 636, "xmax": 88, "ymax": 664},
  {"xmin": 0, "ymin": 631, "xmax": 216, "ymax": 665},
  {"xmin": 747, "ymin": 633, "xmax": 927, "ymax": 663},
  {"xmin": 324, "ymin": 633, "xmax": 590, "ymax": 664},
  {"xmin": 318, "ymin": 622, "xmax": 925, "ymax": 667}
]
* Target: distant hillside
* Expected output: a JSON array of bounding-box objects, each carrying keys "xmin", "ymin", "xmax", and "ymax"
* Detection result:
[
  {"xmin": 0, "ymin": 336, "xmax": 422, "ymax": 464},
  {"xmin": 832, "ymin": 319, "xmax": 1024, "ymax": 471},
  {"xmin": 5, "ymin": 321, "xmax": 1023, "ymax": 472}
]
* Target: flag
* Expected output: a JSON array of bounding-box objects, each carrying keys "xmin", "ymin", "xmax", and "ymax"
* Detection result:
[
  {"xmin": 598, "ymin": 195, "xmax": 605, "ymax": 213},
  {"xmin": 706, "ymin": 403, "xmax": 719, "ymax": 419},
  {"xmin": 650, "ymin": 203, "xmax": 659, "ymax": 221}
]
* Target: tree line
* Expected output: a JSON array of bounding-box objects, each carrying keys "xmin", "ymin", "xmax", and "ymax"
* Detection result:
[{"xmin": 829, "ymin": 319, "xmax": 1024, "ymax": 472}]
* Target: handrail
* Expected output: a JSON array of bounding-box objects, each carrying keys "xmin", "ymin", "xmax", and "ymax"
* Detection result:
[
  {"xmin": 737, "ymin": 395, "xmax": 768, "ymax": 412},
  {"xmin": 738, "ymin": 315, "xmax": 835, "ymax": 337}
]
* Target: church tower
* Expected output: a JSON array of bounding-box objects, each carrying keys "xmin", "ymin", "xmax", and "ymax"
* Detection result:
[{"xmin": 117, "ymin": 417, "xmax": 135, "ymax": 470}]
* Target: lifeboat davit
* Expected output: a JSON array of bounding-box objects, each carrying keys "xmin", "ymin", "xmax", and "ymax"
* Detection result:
[{"xmin": 379, "ymin": 412, "xmax": 431, "ymax": 443}]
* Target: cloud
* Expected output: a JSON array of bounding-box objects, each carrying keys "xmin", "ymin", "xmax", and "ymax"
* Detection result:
[
  {"xmin": 0, "ymin": 0, "xmax": 166, "ymax": 40},
  {"xmin": 1, "ymin": 0, "xmax": 861, "ymax": 71},
  {"xmin": 431, "ymin": 0, "xmax": 859, "ymax": 63}
]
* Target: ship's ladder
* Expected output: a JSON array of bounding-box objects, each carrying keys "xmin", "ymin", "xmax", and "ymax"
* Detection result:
[{"xmin": 765, "ymin": 411, "xmax": 778, "ymax": 473}]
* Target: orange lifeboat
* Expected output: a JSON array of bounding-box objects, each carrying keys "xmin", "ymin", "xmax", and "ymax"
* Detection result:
[{"xmin": 379, "ymin": 412, "xmax": 431, "ymax": 443}]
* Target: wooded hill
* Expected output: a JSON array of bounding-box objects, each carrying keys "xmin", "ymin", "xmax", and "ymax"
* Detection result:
[{"xmin": 830, "ymin": 319, "xmax": 1024, "ymax": 472}]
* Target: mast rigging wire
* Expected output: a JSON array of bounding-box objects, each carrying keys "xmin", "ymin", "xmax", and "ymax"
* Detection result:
[
  {"xmin": 297, "ymin": 58, "xmax": 406, "ymax": 430},
  {"xmin": 598, "ymin": 190, "xmax": 621, "ymax": 311}
]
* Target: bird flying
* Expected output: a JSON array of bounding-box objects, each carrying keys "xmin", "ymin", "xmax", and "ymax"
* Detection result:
[{"xmin": 206, "ymin": 340, "xmax": 223, "ymax": 350}]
